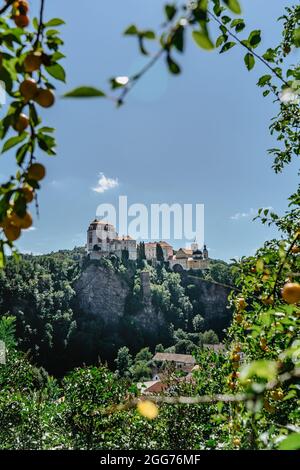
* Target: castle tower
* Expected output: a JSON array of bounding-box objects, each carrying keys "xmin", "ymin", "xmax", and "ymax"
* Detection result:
[
  {"xmin": 203, "ymin": 244, "xmax": 208, "ymax": 259},
  {"xmin": 191, "ymin": 239, "xmax": 198, "ymax": 252}
]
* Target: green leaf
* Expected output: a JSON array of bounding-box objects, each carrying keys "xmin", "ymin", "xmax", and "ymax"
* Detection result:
[
  {"xmin": 231, "ymin": 18, "xmax": 245, "ymax": 32},
  {"xmin": 278, "ymin": 433, "xmax": 300, "ymax": 451},
  {"xmin": 220, "ymin": 41, "xmax": 236, "ymax": 53},
  {"xmin": 143, "ymin": 31, "xmax": 155, "ymax": 40},
  {"xmin": 166, "ymin": 54, "xmax": 181, "ymax": 74},
  {"xmin": 248, "ymin": 30, "xmax": 261, "ymax": 49},
  {"xmin": 45, "ymin": 63, "xmax": 66, "ymax": 82},
  {"xmin": 16, "ymin": 142, "xmax": 30, "ymax": 165},
  {"xmin": 165, "ymin": 4, "xmax": 177, "ymax": 21},
  {"xmin": 64, "ymin": 87, "xmax": 106, "ymax": 98},
  {"xmin": 216, "ymin": 34, "xmax": 226, "ymax": 47},
  {"xmin": 45, "ymin": 18, "xmax": 65, "ymax": 27},
  {"xmin": 192, "ymin": 31, "xmax": 214, "ymax": 50},
  {"xmin": 2, "ymin": 133, "xmax": 27, "ymax": 153},
  {"xmin": 223, "ymin": 0, "xmax": 241, "ymax": 14},
  {"xmin": 32, "ymin": 17, "xmax": 39, "ymax": 31},
  {"xmin": 124, "ymin": 25, "xmax": 138, "ymax": 36},
  {"xmin": 263, "ymin": 48, "xmax": 276, "ymax": 63},
  {"xmin": 293, "ymin": 28, "xmax": 300, "ymax": 47},
  {"xmin": 257, "ymin": 74, "xmax": 271, "ymax": 87},
  {"xmin": 244, "ymin": 53, "xmax": 255, "ymax": 71},
  {"xmin": 173, "ymin": 26, "xmax": 184, "ymax": 52}
]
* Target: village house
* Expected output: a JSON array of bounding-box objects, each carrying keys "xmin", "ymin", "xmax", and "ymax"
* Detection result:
[{"xmin": 152, "ymin": 352, "xmax": 196, "ymax": 379}]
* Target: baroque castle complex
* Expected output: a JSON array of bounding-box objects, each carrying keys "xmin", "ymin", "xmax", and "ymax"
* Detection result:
[{"xmin": 87, "ymin": 219, "xmax": 209, "ymax": 271}]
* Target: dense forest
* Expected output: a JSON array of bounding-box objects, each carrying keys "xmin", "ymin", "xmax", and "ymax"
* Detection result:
[{"xmin": 0, "ymin": 248, "xmax": 229, "ymax": 376}]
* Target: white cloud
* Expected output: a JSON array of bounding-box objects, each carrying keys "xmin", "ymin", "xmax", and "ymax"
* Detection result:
[
  {"xmin": 92, "ymin": 173, "xmax": 119, "ymax": 194},
  {"xmin": 24, "ymin": 226, "xmax": 36, "ymax": 232},
  {"xmin": 230, "ymin": 207, "xmax": 272, "ymax": 221}
]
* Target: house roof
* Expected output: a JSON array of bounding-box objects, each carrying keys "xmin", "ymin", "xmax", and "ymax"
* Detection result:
[
  {"xmin": 115, "ymin": 235, "xmax": 134, "ymax": 241},
  {"xmin": 145, "ymin": 241, "xmax": 173, "ymax": 248},
  {"xmin": 176, "ymin": 248, "xmax": 193, "ymax": 257},
  {"xmin": 159, "ymin": 241, "xmax": 173, "ymax": 248},
  {"xmin": 153, "ymin": 352, "xmax": 196, "ymax": 364}
]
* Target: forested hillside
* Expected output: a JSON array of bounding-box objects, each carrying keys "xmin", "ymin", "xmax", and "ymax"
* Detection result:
[{"xmin": 0, "ymin": 249, "xmax": 229, "ymax": 375}]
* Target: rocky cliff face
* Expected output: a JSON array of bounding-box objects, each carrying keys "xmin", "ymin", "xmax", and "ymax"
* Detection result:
[
  {"xmin": 74, "ymin": 264, "xmax": 232, "ymax": 340},
  {"xmin": 183, "ymin": 274, "xmax": 233, "ymax": 334},
  {"xmin": 74, "ymin": 264, "xmax": 130, "ymax": 324}
]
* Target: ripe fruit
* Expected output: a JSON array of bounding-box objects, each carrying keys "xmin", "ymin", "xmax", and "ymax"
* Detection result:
[
  {"xmin": 24, "ymin": 52, "xmax": 42, "ymax": 72},
  {"xmin": 14, "ymin": 14, "xmax": 29, "ymax": 28},
  {"xmin": 232, "ymin": 437, "xmax": 241, "ymax": 447},
  {"xmin": 232, "ymin": 352, "xmax": 240, "ymax": 362},
  {"xmin": 27, "ymin": 163, "xmax": 46, "ymax": 181},
  {"xmin": 21, "ymin": 212, "xmax": 32, "ymax": 229},
  {"xmin": 291, "ymin": 246, "xmax": 300, "ymax": 254},
  {"xmin": 231, "ymin": 371, "xmax": 240, "ymax": 379},
  {"xmin": 34, "ymin": 88, "xmax": 55, "ymax": 108},
  {"xmin": 271, "ymin": 389, "xmax": 284, "ymax": 401},
  {"xmin": 3, "ymin": 224, "xmax": 21, "ymax": 242},
  {"xmin": 233, "ymin": 344, "xmax": 241, "ymax": 353},
  {"xmin": 20, "ymin": 78, "xmax": 38, "ymax": 101},
  {"xmin": 41, "ymin": 53, "xmax": 52, "ymax": 67},
  {"xmin": 264, "ymin": 399, "xmax": 275, "ymax": 413},
  {"xmin": 259, "ymin": 338, "xmax": 267, "ymax": 350},
  {"xmin": 22, "ymin": 186, "xmax": 34, "ymax": 203},
  {"xmin": 228, "ymin": 381, "xmax": 236, "ymax": 390},
  {"xmin": 236, "ymin": 313, "xmax": 243, "ymax": 324},
  {"xmin": 137, "ymin": 400, "xmax": 158, "ymax": 420},
  {"xmin": 282, "ymin": 282, "xmax": 300, "ymax": 304},
  {"xmin": 14, "ymin": 1, "xmax": 29, "ymax": 14},
  {"xmin": 13, "ymin": 113, "xmax": 29, "ymax": 133},
  {"xmin": 261, "ymin": 295, "xmax": 274, "ymax": 306},
  {"xmin": 236, "ymin": 297, "xmax": 246, "ymax": 311}
]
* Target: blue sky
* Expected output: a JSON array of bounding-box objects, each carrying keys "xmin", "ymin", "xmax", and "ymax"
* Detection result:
[{"xmin": 2, "ymin": 0, "xmax": 299, "ymax": 261}]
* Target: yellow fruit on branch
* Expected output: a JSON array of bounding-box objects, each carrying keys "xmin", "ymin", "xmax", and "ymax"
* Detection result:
[
  {"xmin": 259, "ymin": 338, "xmax": 268, "ymax": 350},
  {"xmin": 20, "ymin": 78, "xmax": 38, "ymax": 101},
  {"xmin": 24, "ymin": 52, "xmax": 42, "ymax": 72},
  {"xmin": 34, "ymin": 88, "xmax": 55, "ymax": 108},
  {"xmin": 13, "ymin": 113, "xmax": 29, "ymax": 133},
  {"xmin": 232, "ymin": 437, "xmax": 241, "ymax": 447},
  {"xmin": 20, "ymin": 212, "xmax": 32, "ymax": 229},
  {"xmin": 270, "ymin": 389, "xmax": 284, "ymax": 401},
  {"xmin": 261, "ymin": 295, "xmax": 274, "ymax": 305},
  {"xmin": 13, "ymin": 1, "xmax": 29, "ymax": 14},
  {"xmin": 14, "ymin": 14, "xmax": 30, "ymax": 28},
  {"xmin": 232, "ymin": 352, "xmax": 241, "ymax": 362},
  {"xmin": 236, "ymin": 297, "xmax": 246, "ymax": 311},
  {"xmin": 235, "ymin": 313, "xmax": 243, "ymax": 324},
  {"xmin": 282, "ymin": 282, "xmax": 300, "ymax": 304},
  {"xmin": 228, "ymin": 381, "xmax": 236, "ymax": 390},
  {"xmin": 291, "ymin": 246, "xmax": 300, "ymax": 254},
  {"xmin": 137, "ymin": 400, "xmax": 158, "ymax": 420},
  {"xmin": 27, "ymin": 163, "xmax": 46, "ymax": 181},
  {"xmin": 3, "ymin": 224, "xmax": 21, "ymax": 242},
  {"xmin": 22, "ymin": 186, "xmax": 34, "ymax": 203}
]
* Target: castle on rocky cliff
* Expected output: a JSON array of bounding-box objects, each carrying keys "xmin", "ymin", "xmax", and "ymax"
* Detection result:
[{"xmin": 87, "ymin": 219, "xmax": 209, "ymax": 271}]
